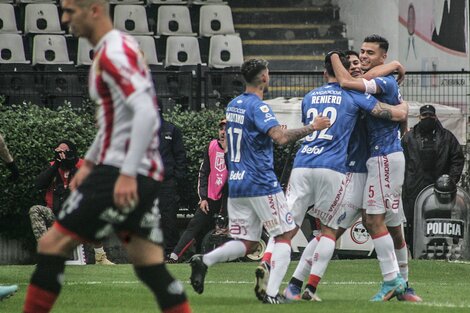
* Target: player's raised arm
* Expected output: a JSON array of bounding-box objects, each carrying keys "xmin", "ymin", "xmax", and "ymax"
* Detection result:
[
  {"xmin": 370, "ymin": 100, "xmax": 408, "ymax": 122},
  {"xmin": 267, "ymin": 115, "xmax": 330, "ymax": 145},
  {"xmin": 363, "ymin": 60, "xmax": 406, "ymax": 84}
]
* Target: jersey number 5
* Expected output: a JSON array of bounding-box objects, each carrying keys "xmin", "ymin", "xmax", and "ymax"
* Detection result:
[{"xmin": 305, "ymin": 107, "xmax": 337, "ymax": 142}]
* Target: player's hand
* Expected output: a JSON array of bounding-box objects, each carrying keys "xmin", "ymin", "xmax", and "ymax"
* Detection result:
[
  {"xmin": 69, "ymin": 163, "xmax": 93, "ymax": 191},
  {"xmin": 114, "ymin": 174, "xmax": 139, "ymax": 213},
  {"xmin": 199, "ymin": 200, "xmax": 209, "ymax": 214},
  {"xmin": 325, "ymin": 50, "xmax": 345, "ymax": 62},
  {"xmin": 312, "ymin": 114, "xmax": 331, "ymax": 131}
]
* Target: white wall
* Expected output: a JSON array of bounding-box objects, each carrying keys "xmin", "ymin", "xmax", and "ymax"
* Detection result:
[{"xmin": 334, "ymin": 0, "xmax": 400, "ymax": 61}]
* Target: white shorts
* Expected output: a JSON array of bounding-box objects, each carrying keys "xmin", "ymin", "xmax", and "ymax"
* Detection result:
[
  {"xmin": 363, "ymin": 152, "xmax": 406, "ymax": 226},
  {"xmin": 339, "ymin": 172, "xmax": 366, "ymax": 229},
  {"xmin": 340, "ymin": 171, "xmax": 406, "ymax": 228},
  {"xmin": 287, "ymin": 168, "xmax": 346, "ymax": 230},
  {"xmin": 228, "ymin": 191, "xmax": 295, "ymax": 241}
]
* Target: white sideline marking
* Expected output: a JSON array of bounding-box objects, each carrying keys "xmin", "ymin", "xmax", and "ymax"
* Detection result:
[
  {"xmin": 413, "ymin": 302, "xmax": 470, "ymax": 308},
  {"xmin": 63, "ymin": 280, "xmax": 470, "ymax": 287}
]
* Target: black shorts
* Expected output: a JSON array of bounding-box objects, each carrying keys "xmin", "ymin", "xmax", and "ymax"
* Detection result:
[{"xmin": 56, "ymin": 165, "xmax": 163, "ymax": 245}]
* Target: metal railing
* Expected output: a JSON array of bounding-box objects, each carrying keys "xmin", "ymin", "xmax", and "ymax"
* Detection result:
[{"xmin": 1, "ymin": 69, "xmax": 469, "ymax": 113}]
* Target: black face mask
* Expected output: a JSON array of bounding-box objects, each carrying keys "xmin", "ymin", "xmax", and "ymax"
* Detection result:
[{"xmin": 420, "ymin": 118, "xmax": 437, "ymax": 133}]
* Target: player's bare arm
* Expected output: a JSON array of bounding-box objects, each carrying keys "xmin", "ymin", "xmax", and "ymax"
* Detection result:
[
  {"xmin": 268, "ymin": 115, "xmax": 331, "ymax": 145},
  {"xmin": 370, "ymin": 100, "xmax": 408, "ymax": 122},
  {"xmin": 363, "ymin": 60, "xmax": 406, "ymax": 84},
  {"xmin": 331, "ymin": 54, "xmax": 383, "ymax": 94}
]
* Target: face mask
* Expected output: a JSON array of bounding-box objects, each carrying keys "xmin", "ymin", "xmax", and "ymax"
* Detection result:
[{"xmin": 420, "ymin": 118, "xmax": 437, "ymax": 133}]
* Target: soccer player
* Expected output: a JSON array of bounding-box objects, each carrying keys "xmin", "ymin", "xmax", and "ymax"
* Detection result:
[
  {"xmin": 22, "ymin": 0, "xmax": 191, "ymax": 312},
  {"xmin": 281, "ymin": 51, "xmax": 408, "ymax": 302},
  {"xmin": 330, "ymin": 34, "xmax": 412, "ymax": 301},
  {"xmin": 284, "ymin": 51, "xmax": 421, "ymax": 302},
  {"xmin": 189, "ymin": 58, "xmax": 331, "ymax": 304}
]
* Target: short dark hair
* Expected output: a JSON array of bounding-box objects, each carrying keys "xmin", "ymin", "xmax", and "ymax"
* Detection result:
[
  {"xmin": 325, "ymin": 55, "xmax": 350, "ymax": 77},
  {"xmin": 241, "ymin": 59, "xmax": 268, "ymax": 84},
  {"xmin": 363, "ymin": 34, "xmax": 389, "ymax": 52},
  {"xmin": 344, "ymin": 50, "xmax": 359, "ymax": 59}
]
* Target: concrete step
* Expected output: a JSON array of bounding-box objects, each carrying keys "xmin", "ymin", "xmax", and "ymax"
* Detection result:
[
  {"xmin": 241, "ymin": 55, "xmax": 325, "ymax": 71},
  {"xmin": 242, "ymin": 38, "xmax": 348, "ymax": 55},
  {"xmin": 228, "ymin": 0, "xmax": 333, "ymax": 8},
  {"xmin": 232, "ymin": 6, "xmax": 340, "ymax": 24},
  {"xmin": 235, "ymin": 23, "xmax": 345, "ymax": 40}
]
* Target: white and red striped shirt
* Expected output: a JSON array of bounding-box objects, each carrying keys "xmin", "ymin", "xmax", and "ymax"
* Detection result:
[{"xmin": 85, "ymin": 30, "xmax": 163, "ymax": 181}]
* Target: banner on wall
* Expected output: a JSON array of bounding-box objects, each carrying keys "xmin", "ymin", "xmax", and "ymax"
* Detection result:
[{"xmin": 398, "ymin": 0, "xmax": 469, "ymax": 71}]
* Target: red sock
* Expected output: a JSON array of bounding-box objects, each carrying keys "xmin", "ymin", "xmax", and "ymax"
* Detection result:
[
  {"xmin": 307, "ymin": 274, "xmax": 321, "ymax": 288},
  {"xmin": 23, "ymin": 284, "xmax": 58, "ymax": 313},
  {"xmin": 163, "ymin": 300, "xmax": 192, "ymax": 313}
]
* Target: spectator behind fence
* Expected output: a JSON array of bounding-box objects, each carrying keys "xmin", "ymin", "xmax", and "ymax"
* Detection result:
[
  {"xmin": 28, "ymin": 140, "xmax": 114, "ymax": 265},
  {"xmin": 402, "ymin": 104, "xmax": 465, "ymax": 252},
  {"xmin": 158, "ymin": 115, "xmax": 188, "ymax": 256},
  {"xmin": 167, "ymin": 118, "xmax": 228, "ymax": 263},
  {"xmin": 0, "ymin": 133, "xmax": 20, "ymax": 182}
]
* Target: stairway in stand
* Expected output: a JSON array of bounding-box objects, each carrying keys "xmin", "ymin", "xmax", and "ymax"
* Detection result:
[{"xmin": 228, "ymin": 0, "xmax": 349, "ymax": 71}]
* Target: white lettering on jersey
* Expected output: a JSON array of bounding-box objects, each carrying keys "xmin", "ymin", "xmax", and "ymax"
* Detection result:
[
  {"xmin": 226, "ymin": 112, "xmax": 245, "ymax": 124},
  {"xmin": 311, "ymin": 95, "xmax": 342, "ymax": 104},
  {"xmin": 229, "ymin": 170, "xmax": 245, "ymax": 180},
  {"xmin": 300, "ymin": 145, "xmax": 324, "ymax": 155}
]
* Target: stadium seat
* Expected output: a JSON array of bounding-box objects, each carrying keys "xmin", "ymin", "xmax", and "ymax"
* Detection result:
[
  {"xmin": 24, "ymin": 3, "xmax": 65, "ymax": 34},
  {"xmin": 0, "ymin": 0, "xmax": 14, "ymax": 3},
  {"xmin": 199, "ymin": 4, "xmax": 235, "ymax": 37},
  {"xmin": 208, "ymin": 34, "xmax": 243, "ymax": 69},
  {"xmin": 113, "ymin": 5, "xmax": 153, "ymax": 35},
  {"xmin": 109, "ymin": 0, "xmax": 143, "ymax": 4},
  {"xmin": 133, "ymin": 35, "xmax": 162, "ymax": 66},
  {"xmin": 156, "ymin": 5, "xmax": 196, "ymax": 36},
  {"xmin": 148, "ymin": 0, "xmax": 187, "ymax": 4},
  {"xmin": 76, "ymin": 37, "xmax": 94, "ymax": 66},
  {"xmin": 0, "ymin": 4, "xmax": 21, "ymax": 34},
  {"xmin": 193, "ymin": 0, "xmax": 227, "ymax": 5},
  {"xmin": 164, "ymin": 35, "xmax": 202, "ymax": 67},
  {"xmin": 0, "ymin": 34, "xmax": 30, "ymax": 64},
  {"xmin": 32, "ymin": 34, "xmax": 73, "ymax": 65},
  {"xmin": 17, "ymin": 0, "xmax": 57, "ymax": 4}
]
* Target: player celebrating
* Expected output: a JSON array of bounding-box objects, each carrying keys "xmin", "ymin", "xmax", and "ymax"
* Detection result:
[
  {"xmin": 189, "ymin": 58, "xmax": 331, "ymax": 304},
  {"xmin": 22, "ymin": 0, "xmax": 191, "ymax": 312},
  {"xmin": 330, "ymin": 34, "xmax": 412, "ymax": 301}
]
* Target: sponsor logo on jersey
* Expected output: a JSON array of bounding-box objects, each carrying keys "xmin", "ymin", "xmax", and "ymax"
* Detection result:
[
  {"xmin": 260, "ymin": 105, "xmax": 270, "ymax": 113},
  {"xmin": 383, "ymin": 155, "xmax": 390, "ymax": 188},
  {"xmin": 425, "ymin": 219, "xmax": 464, "ymax": 239},
  {"xmin": 229, "ymin": 170, "xmax": 245, "ymax": 180},
  {"xmin": 300, "ymin": 145, "xmax": 324, "ymax": 155},
  {"xmin": 285, "ymin": 212, "xmax": 293, "ymax": 225}
]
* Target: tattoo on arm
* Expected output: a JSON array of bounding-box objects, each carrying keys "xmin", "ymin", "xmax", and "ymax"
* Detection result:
[
  {"xmin": 269, "ymin": 125, "xmax": 313, "ymax": 145},
  {"xmin": 371, "ymin": 102, "xmax": 393, "ymax": 120}
]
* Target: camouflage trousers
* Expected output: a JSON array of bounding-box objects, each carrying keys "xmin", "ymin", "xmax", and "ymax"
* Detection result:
[{"xmin": 29, "ymin": 205, "xmax": 55, "ymax": 241}]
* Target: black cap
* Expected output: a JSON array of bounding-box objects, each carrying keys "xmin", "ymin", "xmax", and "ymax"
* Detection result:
[{"xmin": 420, "ymin": 104, "xmax": 436, "ymax": 116}]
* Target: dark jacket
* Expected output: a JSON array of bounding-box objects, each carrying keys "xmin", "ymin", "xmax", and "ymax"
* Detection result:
[
  {"xmin": 35, "ymin": 159, "xmax": 83, "ymax": 215},
  {"xmin": 158, "ymin": 120, "xmax": 187, "ymax": 183},
  {"xmin": 402, "ymin": 120, "xmax": 464, "ymax": 200}
]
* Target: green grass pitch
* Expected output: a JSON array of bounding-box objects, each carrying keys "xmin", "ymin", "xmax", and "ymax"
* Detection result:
[{"xmin": 1, "ymin": 259, "xmax": 469, "ymax": 312}]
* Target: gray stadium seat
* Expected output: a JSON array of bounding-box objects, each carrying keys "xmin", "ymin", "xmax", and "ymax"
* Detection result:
[
  {"xmin": 199, "ymin": 4, "xmax": 235, "ymax": 37},
  {"xmin": 76, "ymin": 37, "xmax": 94, "ymax": 66},
  {"xmin": 133, "ymin": 35, "xmax": 162, "ymax": 66},
  {"xmin": 32, "ymin": 34, "xmax": 73, "ymax": 65},
  {"xmin": 148, "ymin": 0, "xmax": 187, "ymax": 4},
  {"xmin": 109, "ymin": 0, "xmax": 143, "ymax": 4},
  {"xmin": 18, "ymin": 0, "xmax": 57, "ymax": 4},
  {"xmin": 24, "ymin": 3, "xmax": 65, "ymax": 34},
  {"xmin": 113, "ymin": 5, "xmax": 153, "ymax": 35},
  {"xmin": 193, "ymin": 0, "xmax": 226, "ymax": 5},
  {"xmin": 0, "ymin": 34, "xmax": 30, "ymax": 64},
  {"xmin": 164, "ymin": 36, "xmax": 201, "ymax": 67},
  {"xmin": 208, "ymin": 34, "xmax": 243, "ymax": 69},
  {"xmin": 0, "ymin": 4, "xmax": 21, "ymax": 34},
  {"xmin": 157, "ymin": 5, "xmax": 196, "ymax": 36}
]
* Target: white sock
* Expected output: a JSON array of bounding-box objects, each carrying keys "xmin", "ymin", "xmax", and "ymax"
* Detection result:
[
  {"xmin": 292, "ymin": 236, "xmax": 319, "ymax": 282},
  {"xmin": 170, "ymin": 252, "xmax": 178, "ymax": 261},
  {"xmin": 372, "ymin": 233, "xmax": 399, "ymax": 281},
  {"xmin": 266, "ymin": 241, "xmax": 291, "ymax": 297},
  {"xmin": 94, "ymin": 247, "xmax": 105, "ymax": 254},
  {"xmin": 308, "ymin": 236, "xmax": 335, "ymax": 287},
  {"xmin": 202, "ymin": 240, "xmax": 246, "ymax": 267},
  {"xmin": 395, "ymin": 245, "xmax": 409, "ymax": 282}
]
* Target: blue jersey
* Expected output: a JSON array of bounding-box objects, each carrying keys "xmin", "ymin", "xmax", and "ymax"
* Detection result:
[
  {"xmin": 365, "ymin": 74, "xmax": 403, "ymax": 157},
  {"xmin": 293, "ymin": 83, "xmax": 377, "ymax": 173},
  {"xmin": 225, "ymin": 93, "xmax": 282, "ymax": 198},
  {"xmin": 346, "ymin": 112, "xmax": 369, "ymax": 173}
]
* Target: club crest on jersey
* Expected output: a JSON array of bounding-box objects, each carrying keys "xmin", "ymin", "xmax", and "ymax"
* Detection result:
[
  {"xmin": 215, "ymin": 152, "xmax": 226, "ymax": 172},
  {"xmin": 260, "ymin": 105, "xmax": 270, "ymax": 113},
  {"xmin": 285, "ymin": 212, "xmax": 293, "ymax": 225}
]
